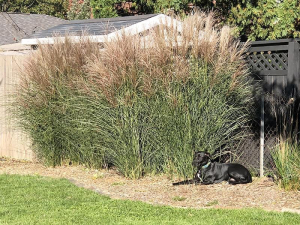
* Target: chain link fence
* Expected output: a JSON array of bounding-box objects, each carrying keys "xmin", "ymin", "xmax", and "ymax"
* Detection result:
[
  {"xmin": 226, "ymin": 94, "xmax": 298, "ymax": 176},
  {"xmin": 233, "ymin": 122, "xmax": 277, "ymax": 175}
]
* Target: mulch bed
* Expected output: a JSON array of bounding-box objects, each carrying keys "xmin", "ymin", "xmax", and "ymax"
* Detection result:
[{"xmin": 1, "ymin": 158, "xmax": 300, "ymax": 213}]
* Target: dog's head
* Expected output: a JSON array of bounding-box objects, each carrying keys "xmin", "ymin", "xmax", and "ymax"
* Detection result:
[{"xmin": 192, "ymin": 151, "xmax": 211, "ymax": 168}]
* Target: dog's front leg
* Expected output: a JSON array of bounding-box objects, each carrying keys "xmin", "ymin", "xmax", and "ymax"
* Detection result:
[
  {"xmin": 201, "ymin": 176, "xmax": 215, "ymax": 185},
  {"xmin": 201, "ymin": 181, "xmax": 214, "ymax": 185},
  {"xmin": 194, "ymin": 170, "xmax": 212, "ymax": 185},
  {"xmin": 194, "ymin": 171, "xmax": 202, "ymax": 184}
]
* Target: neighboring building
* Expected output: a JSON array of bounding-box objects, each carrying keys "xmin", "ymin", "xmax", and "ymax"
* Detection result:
[
  {"xmin": 21, "ymin": 14, "xmax": 181, "ymax": 46},
  {"xmin": 0, "ymin": 12, "xmax": 65, "ymax": 46}
]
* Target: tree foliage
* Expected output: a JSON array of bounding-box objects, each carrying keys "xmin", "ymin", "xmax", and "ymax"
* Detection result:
[
  {"xmin": 228, "ymin": 0, "xmax": 300, "ymax": 41},
  {"xmin": 89, "ymin": 0, "xmax": 245, "ymax": 18},
  {"xmin": 0, "ymin": 0, "xmax": 68, "ymax": 19},
  {"xmin": 88, "ymin": 0, "xmax": 300, "ymax": 41},
  {"xmin": 87, "ymin": 0, "xmax": 250, "ymax": 25},
  {"xmin": 2, "ymin": 0, "xmax": 300, "ymax": 44},
  {"xmin": 67, "ymin": 0, "xmax": 91, "ymax": 20},
  {"xmin": 90, "ymin": 0, "xmax": 118, "ymax": 18}
]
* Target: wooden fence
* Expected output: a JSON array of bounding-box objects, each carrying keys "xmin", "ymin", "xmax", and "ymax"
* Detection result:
[
  {"xmin": 236, "ymin": 39, "xmax": 300, "ymax": 175},
  {"xmin": 0, "ymin": 53, "xmax": 33, "ymax": 160},
  {"xmin": 247, "ymin": 38, "xmax": 300, "ymax": 96}
]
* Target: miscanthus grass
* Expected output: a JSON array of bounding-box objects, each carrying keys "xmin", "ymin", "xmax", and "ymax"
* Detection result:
[{"xmin": 14, "ymin": 12, "xmax": 256, "ymax": 179}]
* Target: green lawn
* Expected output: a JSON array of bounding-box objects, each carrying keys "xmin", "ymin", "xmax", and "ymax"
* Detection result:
[{"xmin": 0, "ymin": 174, "xmax": 299, "ymax": 225}]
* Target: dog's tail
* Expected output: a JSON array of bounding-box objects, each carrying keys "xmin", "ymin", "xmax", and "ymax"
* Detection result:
[{"xmin": 172, "ymin": 179, "xmax": 196, "ymax": 186}]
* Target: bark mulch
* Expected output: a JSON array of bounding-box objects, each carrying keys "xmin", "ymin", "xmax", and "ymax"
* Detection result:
[{"xmin": 1, "ymin": 158, "xmax": 300, "ymax": 214}]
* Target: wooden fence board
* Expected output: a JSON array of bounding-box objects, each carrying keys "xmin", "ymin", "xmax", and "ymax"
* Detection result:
[{"xmin": 0, "ymin": 54, "xmax": 33, "ymax": 160}]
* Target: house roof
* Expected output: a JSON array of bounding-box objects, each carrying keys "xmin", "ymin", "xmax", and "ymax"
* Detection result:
[
  {"xmin": 0, "ymin": 12, "xmax": 65, "ymax": 46},
  {"xmin": 29, "ymin": 14, "xmax": 158, "ymax": 39},
  {"xmin": 21, "ymin": 14, "xmax": 182, "ymax": 45}
]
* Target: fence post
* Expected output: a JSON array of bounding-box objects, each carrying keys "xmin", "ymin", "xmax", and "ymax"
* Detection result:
[
  {"xmin": 260, "ymin": 94, "xmax": 264, "ymax": 177},
  {"xmin": 287, "ymin": 40, "xmax": 300, "ymax": 95}
]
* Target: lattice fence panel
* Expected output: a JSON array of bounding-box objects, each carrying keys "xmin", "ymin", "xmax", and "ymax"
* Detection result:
[{"xmin": 247, "ymin": 52, "xmax": 288, "ymax": 71}]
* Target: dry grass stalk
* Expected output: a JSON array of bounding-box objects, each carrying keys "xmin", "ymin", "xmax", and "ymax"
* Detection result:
[
  {"xmin": 18, "ymin": 35, "xmax": 100, "ymax": 108},
  {"xmin": 86, "ymin": 12, "xmax": 249, "ymax": 105},
  {"xmin": 18, "ymin": 11, "xmax": 249, "ymax": 108}
]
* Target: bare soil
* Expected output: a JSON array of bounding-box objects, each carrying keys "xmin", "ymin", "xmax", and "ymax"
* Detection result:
[{"xmin": 1, "ymin": 158, "xmax": 300, "ymax": 213}]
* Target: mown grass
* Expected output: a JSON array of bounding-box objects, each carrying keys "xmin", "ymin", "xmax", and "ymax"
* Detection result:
[{"xmin": 0, "ymin": 174, "xmax": 299, "ymax": 225}]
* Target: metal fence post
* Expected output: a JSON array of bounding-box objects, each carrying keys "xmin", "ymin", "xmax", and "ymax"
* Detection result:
[{"xmin": 260, "ymin": 94, "xmax": 264, "ymax": 177}]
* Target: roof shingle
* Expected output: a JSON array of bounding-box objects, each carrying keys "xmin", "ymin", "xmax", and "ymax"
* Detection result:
[
  {"xmin": 0, "ymin": 12, "xmax": 65, "ymax": 45},
  {"xmin": 28, "ymin": 14, "xmax": 158, "ymax": 39}
]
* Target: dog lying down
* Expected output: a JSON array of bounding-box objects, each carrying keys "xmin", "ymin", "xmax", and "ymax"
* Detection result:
[{"xmin": 173, "ymin": 151, "xmax": 252, "ymax": 185}]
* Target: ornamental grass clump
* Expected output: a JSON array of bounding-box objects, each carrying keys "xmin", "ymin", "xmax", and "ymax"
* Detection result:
[
  {"xmin": 270, "ymin": 95, "xmax": 300, "ymax": 190},
  {"xmin": 14, "ymin": 37, "xmax": 107, "ymax": 167},
  {"xmin": 85, "ymin": 12, "xmax": 255, "ymax": 178},
  {"xmin": 15, "ymin": 12, "xmax": 255, "ymax": 179},
  {"xmin": 272, "ymin": 141, "xmax": 300, "ymax": 190}
]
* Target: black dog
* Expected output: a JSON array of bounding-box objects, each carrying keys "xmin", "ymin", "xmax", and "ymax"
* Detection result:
[
  {"xmin": 193, "ymin": 151, "xmax": 252, "ymax": 185},
  {"xmin": 173, "ymin": 151, "xmax": 252, "ymax": 185}
]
